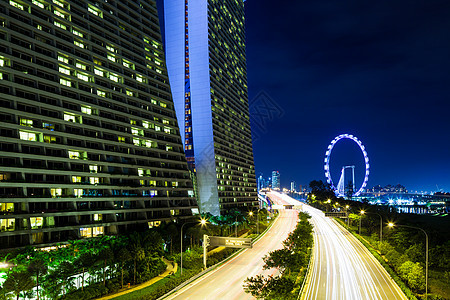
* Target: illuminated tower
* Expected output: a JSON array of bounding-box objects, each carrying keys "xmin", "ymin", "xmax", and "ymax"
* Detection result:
[
  {"xmin": 164, "ymin": 0, "xmax": 257, "ymax": 215},
  {"xmin": 0, "ymin": 0, "xmax": 197, "ymax": 249},
  {"xmin": 272, "ymin": 171, "xmax": 280, "ymax": 190}
]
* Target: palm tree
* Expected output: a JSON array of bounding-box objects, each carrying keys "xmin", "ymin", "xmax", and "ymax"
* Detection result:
[
  {"xmin": 129, "ymin": 244, "xmax": 145, "ymax": 285},
  {"xmin": 75, "ymin": 252, "xmax": 95, "ymax": 291},
  {"xmin": 27, "ymin": 259, "xmax": 47, "ymax": 300},
  {"xmin": 116, "ymin": 248, "xmax": 131, "ymax": 288},
  {"xmin": 3, "ymin": 270, "xmax": 34, "ymax": 300},
  {"xmin": 98, "ymin": 247, "xmax": 114, "ymax": 286}
]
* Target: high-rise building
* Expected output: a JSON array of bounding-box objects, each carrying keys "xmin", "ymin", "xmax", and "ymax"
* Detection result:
[
  {"xmin": 257, "ymin": 174, "xmax": 266, "ymax": 191},
  {"xmin": 163, "ymin": 0, "xmax": 257, "ymax": 215},
  {"xmin": 272, "ymin": 171, "xmax": 280, "ymax": 190},
  {"xmin": 0, "ymin": 0, "xmax": 197, "ymax": 249},
  {"xmin": 290, "ymin": 181, "xmax": 296, "ymax": 192}
]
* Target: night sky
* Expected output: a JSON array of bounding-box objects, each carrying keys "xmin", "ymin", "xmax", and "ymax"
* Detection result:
[{"xmin": 245, "ymin": 0, "xmax": 450, "ymax": 193}]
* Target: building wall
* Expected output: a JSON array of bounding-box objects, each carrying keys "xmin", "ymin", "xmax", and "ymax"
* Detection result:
[
  {"xmin": 0, "ymin": 0, "xmax": 197, "ymax": 249},
  {"xmin": 164, "ymin": 0, "xmax": 257, "ymax": 215}
]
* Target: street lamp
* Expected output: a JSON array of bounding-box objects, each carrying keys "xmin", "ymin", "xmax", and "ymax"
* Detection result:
[
  {"xmin": 388, "ymin": 223, "xmax": 428, "ymax": 300},
  {"xmin": 359, "ymin": 210, "xmax": 365, "ymax": 234},
  {"xmin": 180, "ymin": 218, "xmax": 207, "ymax": 275},
  {"xmin": 345, "ymin": 205, "xmax": 350, "ymax": 226}
]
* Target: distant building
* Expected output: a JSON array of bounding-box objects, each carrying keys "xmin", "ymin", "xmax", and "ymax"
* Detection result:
[
  {"xmin": 272, "ymin": 171, "xmax": 280, "ymax": 190},
  {"xmin": 290, "ymin": 181, "xmax": 296, "ymax": 192},
  {"xmin": 257, "ymin": 174, "xmax": 266, "ymax": 191}
]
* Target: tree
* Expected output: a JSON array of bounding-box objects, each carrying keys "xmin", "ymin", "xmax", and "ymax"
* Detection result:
[
  {"xmin": 3, "ymin": 270, "xmax": 34, "ymax": 300},
  {"xmin": 27, "ymin": 259, "xmax": 47, "ymax": 300},
  {"xmin": 398, "ymin": 261, "xmax": 425, "ymax": 292},
  {"xmin": 116, "ymin": 248, "xmax": 131, "ymax": 288},
  {"xmin": 98, "ymin": 247, "xmax": 114, "ymax": 286},
  {"xmin": 129, "ymin": 244, "xmax": 145, "ymax": 285},
  {"xmin": 75, "ymin": 252, "xmax": 96, "ymax": 291}
]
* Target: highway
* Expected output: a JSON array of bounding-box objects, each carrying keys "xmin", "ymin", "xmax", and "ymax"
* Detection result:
[
  {"xmin": 164, "ymin": 195, "xmax": 298, "ymax": 300},
  {"xmin": 302, "ymin": 204, "xmax": 408, "ymax": 300}
]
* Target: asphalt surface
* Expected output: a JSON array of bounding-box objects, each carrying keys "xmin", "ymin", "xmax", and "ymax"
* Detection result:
[
  {"xmin": 164, "ymin": 205, "xmax": 299, "ymax": 299},
  {"xmin": 302, "ymin": 204, "xmax": 408, "ymax": 300}
]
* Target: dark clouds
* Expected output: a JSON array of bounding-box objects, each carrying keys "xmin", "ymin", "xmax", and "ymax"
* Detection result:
[{"xmin": 245, "ymin": 0, "xmax": 450, "ymax": 192}]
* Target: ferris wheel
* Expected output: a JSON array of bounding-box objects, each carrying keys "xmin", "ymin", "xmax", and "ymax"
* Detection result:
[{"xmin": 324, "ymin": 134, "xmax": 370, "ymax": 197}]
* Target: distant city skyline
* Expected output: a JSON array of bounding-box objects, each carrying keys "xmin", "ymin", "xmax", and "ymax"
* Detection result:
[{"xmin": 245, "ymin": 0, "xmax": 450, "ymax": 193}]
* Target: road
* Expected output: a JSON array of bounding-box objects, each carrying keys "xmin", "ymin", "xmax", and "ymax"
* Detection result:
[
  {"xmin": 302, "ymin": 204, "xmax": 408, "ymax": 300},
  {"xmin": 164, "ymin": 203, "xmax": 299, "ymax": 299}
]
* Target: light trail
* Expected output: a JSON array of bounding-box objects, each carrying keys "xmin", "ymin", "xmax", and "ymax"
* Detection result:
[{"xmin": 302, "ymin": 204, "xmax": 407, "ymax": 300}]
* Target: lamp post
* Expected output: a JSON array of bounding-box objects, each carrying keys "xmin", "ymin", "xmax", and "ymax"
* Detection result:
[
  {"xmin": 388, "ymin": 223, "xmax": 428, "ymax": 300},
  {"xmin": 359, "ymin": 210, "xmax": 365, "ymax": 234},
  {"xmin": 249, "ymin": 210, "xmax": 261, "ymax": 235},
  {"xmin": 345, "ymin": 205, "xmax": 350, "ymax": 227},
  {"xmin": 180, "ymin": 218, "xmax": 207, "ymax": 275}
]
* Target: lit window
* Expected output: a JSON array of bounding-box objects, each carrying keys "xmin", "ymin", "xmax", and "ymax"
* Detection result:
[
  {"xmin": 109, "ymin": 73, "xmax": 119, "ymax": 82},
  {"xmin": 68, "ymin": 151, "xmax": 80, "ymax": 159},
  {"xmin": 80, "ymin": 227, "xmax": 92, "ymax": 237},
  {"xmin": 164, "ymin": 127, "xmax": 171, "ymax": 134},
  {"xmin": 54, "ymin": 21, "xmax": 67, "ymax": 30},
  {"xmin": 53, "ymin": 0, "xmax": 64, "ymax": 7},
  {"xmin": 77, "ymin": 73, "xmax": 89, "ymax": 82},
  {"xmin": 160, "ymin": 102, "xmax": 167, "ymax": 108},
  {"xmin": 32, "ymin": 0, "xmax": 44, "ymax": 8},
  {"xmin": 107, "ymin": 54, "xmax": 116, "ymax": 62},
  {"xmin": 94, "ymin": 68, "xmax": 104, "ymax": 76},
  {"xmin": 74, "ymin": 188, "xmax": 83, "ymax": 197},
  {"xmin": 94, "ymin": 214, "xmax": 102, "ymax": 221},
  {"xmin": 0, "ymin": 58, "xmax": 5, "ymax": 67},
  {"xmin": 19, "ymin": 131, "xmax": 38, "ymax": 141},
  {"xmin": 132, "ymin": 138, "xmax": 140, "ymax": 146},
  {"xmin": 156, "ymin": 69, "xmax": 162, "ymax": 74},
  {"xmin": 64, "ymin": 113, "xmax": 83, "ymax": 124},
  {"xmin": 97, "ymin": 90, "xmax": 106, "ymax": 97},
  {"xmin": 92, "ymin": 226, "xmax": 104, "ymax": 237},
  {"xmin": 89, "ymin": 177, "xmax": 99, "ymax": 184},
  {"xmin": 166, "ymin": 145, "xmax": 173, "ymax": 151},
  {"xmin": 9, "ymin": 0, "xmax": 24, "ymax": 10},
  {"xmin": 131, "ymin": 127, "xmax": 143, "ymax": 136},
  {"xmin": 43, "ymin": 135, "xmax": 56, "ymax": 143},
  {"xmin": 19, "ymin": 118, "xmax": 33, "ymax": 127},
  {"xmin": 42, "ymin": 123, "xmax": 55, "ymax": 131},
  {"xmin": 138, "ymin": 169, "xmax": 144, "ymax": 176},
  {"xmin": 1, "ymin": 219, "xmax": 15, "ymax": 231},
  {"xmin": 151, "ymin": 99, "xmax": 157, "ymax": 105},
  {"xmin": 118, "ymin": 136, "xmax": 126, "ymax": 143},
  {"xmin": 53, "ymin": 10, "xmax": 67, "ymax": 19},
  {"xmin": 155, "ymin": 125, "xmax": 161, "ymax": 132},
  {"xmin": 30, "ymin": 217, "xmax": 43, "ymax": 229},
  {"xmin": 130, "ymin": 119, "xmax": 137, "ymax": 125},
  {"xmin": 106, "ymin": 44, "xmax": 116, "ymax": 52},
  {"xmin": 59, "ymin": 66, "xmax": 70, "ymax": 75},
  {"xmin": 72, "ymin": 176, "xmax": 82, "ymax": 183},
  {"xmin": 88, "ymin": 4, "xmax": 102, "ymax": 18},
  {"xmin": 123, "ymin": 60, "xmax": 133, "ymax": 69},
  {"xmin": 72, "ymin": 29, "xmax": 83, "ymax": 37},
  {"xmin": 126, "ymin": 90, "xmax": 134, "ymax": 96},
  {"xmin": 145, "ymin": 140, "xmax": 155, "ymax": 148},
  {"xmin": 142, "ymin": 121, "xmax": 150, "ymax": 129},
  {"xmin": 60, "ymin": 78, "xmax": 71, "ymax": 87},
  {"xmin": 89, "ymin": 165, "xmax": 98, "ymax": 173},
  {"xmin": 75, "ymin": 62, "xmax": 87, "ymax": 70},
  {"xmin": 50, "ymin": 188, "xmax": 62, "ymax": 197},
  {"xmin": 136, "ymin": 74, "xmax": 144, "ymax": 83},
  {"xmin": 58, "ymin": 55, "xmax": 69, "ymax": 63},
  {"xmin": 74, "ymin": 40, "xmax": 85, "ymax": 49},
  {"xmin": 0, "ymin": 203, "xmax": 14, "ymax": 212},
  {"xmin": 81, "ymin": 106, "xmax": 92, "ymax": 115},
  {"xmin": 162, "ymin": 119, "xmax": 169, "ymax": 125},
  {"xmin": 172, "ymin": 181, "xmax": 178, "ymax": 187}
]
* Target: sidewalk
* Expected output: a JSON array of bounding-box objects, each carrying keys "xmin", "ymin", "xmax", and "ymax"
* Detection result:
[{"xmin": 97, "ymin": 257, "xmax": 177, "ymax": 300}]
